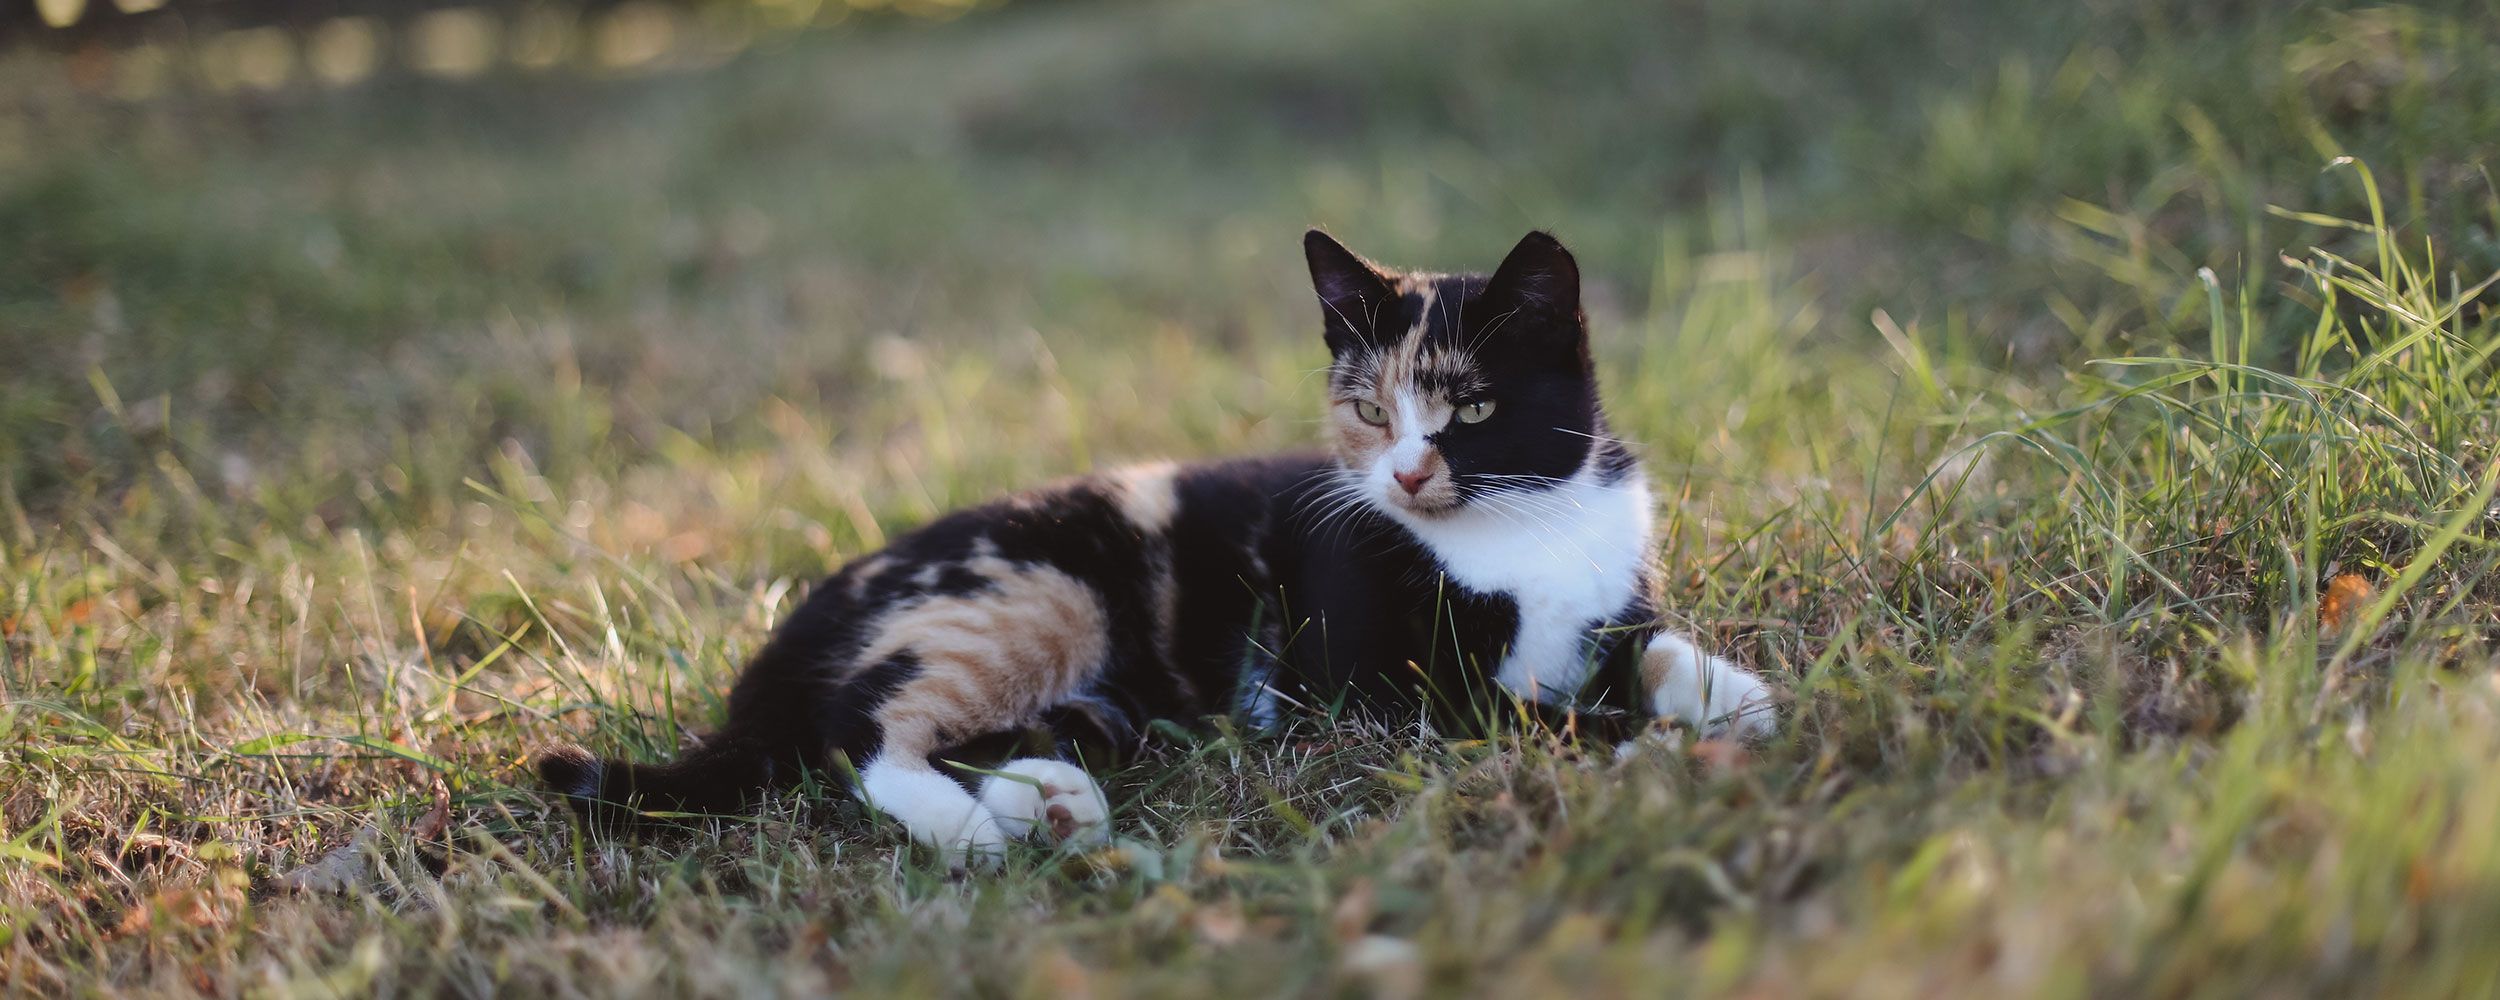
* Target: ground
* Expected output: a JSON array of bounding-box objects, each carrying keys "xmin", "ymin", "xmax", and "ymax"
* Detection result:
[{"xmin": 7, "ymin": 0, "xmax": 2500, "ymax": 995}]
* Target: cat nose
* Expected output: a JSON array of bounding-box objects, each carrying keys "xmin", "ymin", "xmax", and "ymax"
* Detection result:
[{"xmin": 1394, "ymin": 468, "xmax": 1431, "ymax": 495}]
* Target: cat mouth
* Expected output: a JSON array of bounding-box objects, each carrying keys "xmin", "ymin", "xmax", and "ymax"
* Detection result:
[{"xmin": 1387, "ymin": 492, "xmax": 1464, "ymax": 517}]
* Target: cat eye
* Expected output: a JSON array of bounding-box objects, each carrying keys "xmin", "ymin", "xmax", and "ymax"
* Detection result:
[
  {"xmin": 1353, "ymin": 400, "xmax": 1391, "ymax": 426},
  {"xmin": 1456, "ymin": 399, "xmax": 1497, "ymax": 424}
]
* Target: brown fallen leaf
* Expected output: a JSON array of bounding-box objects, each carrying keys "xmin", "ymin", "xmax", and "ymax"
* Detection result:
[
  {"xmin": 412, "ymin": 777, "xmax": 454, "ymax": 877},
  {"xmin": 661, "ymin": 530, "xmax": 712, "ymax": 564},
  {"xmin": 1031, "ymin": 947, "xmax": 1095, "ymax": 1000},
  {"xmin": 118, "ymin": 831, "xmax": 197, "ymax": 867},
  {"xmin": 789, "ymin": 919, "xmax": 833, "ymax": 957},
  {"xmin": 413, "ymin": 778, "xmax": 453, "ymax": 841},
  {"xmin": 1339, "ymin": 935, "xmax": 1423, "ymax": 1000},
  {"xmin": 1329, "ymin": 878, "xmax": 1376, "ymax": 943},
  {"xmin": 1192, "ymin": 898, "xmax": 1248, "ymax": 947},
  {"xmin": 1689, "ymin": 738, "xmax": 1751, "ymax": 773},
  {"xmin": 2320, "ymin": 573, "xmax": 2374, "ymax": 631},
  {"xmin": 113, "ymin": 871, "xmax": 248, "ymax": 938}
]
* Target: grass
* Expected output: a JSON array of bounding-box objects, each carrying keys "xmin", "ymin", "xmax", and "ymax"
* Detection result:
[{"xmin": 6, "ymin": 0, "xmax": 2500, "ymax": 994}]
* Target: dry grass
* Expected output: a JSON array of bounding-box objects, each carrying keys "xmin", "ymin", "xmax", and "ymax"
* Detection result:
[{"xmin": 8, "ymin": 1, "xmax": 2500, "ymax": 996}]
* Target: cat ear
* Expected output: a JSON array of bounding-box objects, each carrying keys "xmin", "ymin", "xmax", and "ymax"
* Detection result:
[
  {"xmin": 1483, "ymin": 230, "xmax": 1581, "ymax": 317},
  {"xmin": 1304, "ymin": 229, "xmax": 1391, "ymax": 354}
]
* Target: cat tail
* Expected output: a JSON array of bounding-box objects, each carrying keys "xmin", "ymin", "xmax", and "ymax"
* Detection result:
[{"xmin": 534, "ymin": 735, "xmax": 784, "ymax": 826}]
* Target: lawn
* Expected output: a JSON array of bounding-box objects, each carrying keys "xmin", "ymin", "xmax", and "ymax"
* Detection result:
[{"xmin": 7, "ymin": 0, "xmax": 2500, "ymax": 995}]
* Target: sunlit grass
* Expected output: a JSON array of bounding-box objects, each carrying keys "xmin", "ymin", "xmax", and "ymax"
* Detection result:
[{"xmin": 6, "ymin": 0, "xmax": 2500, "ymax": 995}]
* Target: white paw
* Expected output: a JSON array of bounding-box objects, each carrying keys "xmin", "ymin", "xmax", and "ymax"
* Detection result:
[
  {"xmin": 860, "ymin": 758, "xmax": 1011, "ymax": 868},
  {"xmin": 976, "ymin": 758, "xmax": 1111, "ymax": 847},
  {"xmin": 938, "ymin": 804, "xmax": 1012, "ymax": 869},
  {"xmin": 1646, "ymin": 633, "xmax": 1777, "ymax": 740}
]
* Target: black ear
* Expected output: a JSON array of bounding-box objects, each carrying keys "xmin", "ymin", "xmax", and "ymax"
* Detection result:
[
  {"xmin": 1304, "ymin": 229, "xmax": 1392, "ymax": 353},
  {"xmin": 1483, "ymin": 230, "xmax": 1581, "ymax": 317}
]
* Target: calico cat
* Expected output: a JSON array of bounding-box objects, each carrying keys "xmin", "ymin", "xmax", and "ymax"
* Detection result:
[{"xmin": 536, "ymin": 230, "xmax": 1775, "ymax": 861}]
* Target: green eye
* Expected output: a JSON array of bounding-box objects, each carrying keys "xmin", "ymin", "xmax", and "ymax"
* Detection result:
[
  {"xmin": 1354, "ymin": 400, "xmax": 1390, "ymax": 427},
  {"xmin": 1456, "ymin": 399, "xmax": 1497, "ymax": 424}
]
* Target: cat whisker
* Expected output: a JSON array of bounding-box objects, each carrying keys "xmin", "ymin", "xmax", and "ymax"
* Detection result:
[
  {"xmin": 1467, "ymin": 473, "xmax": 1581, "ymax": 490},
  {"xmin": 1465, "ymin": 490, "xmax": 1573, "ymax": 570},
  {"xmin": 1467, "ymin": 487, "xmax": 1626, "ymax": 573},
  {"xmin": 1466, "ymin": 486, "xmax": 1585, "ymax": 559},
  {"xmin": 1293, "ymin": 472, "xmax": 1393, "ymax": 551},
  {"xmin": 1549, "ymin": 425, "xmax": 1642, "ymax": 451},
  {"xmin": 1308, "ymin": 492, "xmax": 1375, "ymax": 546},
  {"xmin": 1498, "ymin": 479, "xmax": 1609, "ymax": 505},
  {"xmin": 1462, "ymin": 476, "xmax": 1593, "ymax": 511}
]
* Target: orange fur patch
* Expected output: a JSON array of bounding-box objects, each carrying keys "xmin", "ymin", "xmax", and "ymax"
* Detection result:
[{"xmin": 860, "ymin": 554, "xmax": 1112, "ymax": 754}]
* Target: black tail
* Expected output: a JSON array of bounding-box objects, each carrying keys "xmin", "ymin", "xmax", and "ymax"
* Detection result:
[{"xmin": 534, "ymin": 736, "xmax": 785, "ymax": 826}]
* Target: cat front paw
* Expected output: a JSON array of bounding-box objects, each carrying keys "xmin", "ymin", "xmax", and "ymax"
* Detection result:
[
  {"xmin": 1644, "ymin": 632, "xmax": 1777, "ymax": 740},
  {"xmin": 976, "ymin": 758, "xmax": 1111, "ymax": 847},
  {"xmin": 945, "ymin": 808, "xmax": 1014, "ymax": 869},
  {"xmin": 859, "ymin": 758, "xmax": 1011, "ymax": 869}
]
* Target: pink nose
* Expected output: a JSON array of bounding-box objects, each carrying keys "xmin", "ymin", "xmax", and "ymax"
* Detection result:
[{"xmin": 1394, "ymin": 468, "xmax": 1431, "ymax": 495}]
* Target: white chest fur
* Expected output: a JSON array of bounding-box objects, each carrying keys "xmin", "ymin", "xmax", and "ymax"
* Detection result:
[{"xmin": 1383, "ymin": 466, "xmax": 1654, "ymax": 698}]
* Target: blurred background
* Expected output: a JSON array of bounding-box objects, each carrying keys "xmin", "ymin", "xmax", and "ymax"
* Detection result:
[
  {"xmin": 12, "ymin": 5, "xmax": 2500, "ymax": 991},
  {"xmin": 4, "ymin": 0, "xmax": 2496, "ymax": 556}
]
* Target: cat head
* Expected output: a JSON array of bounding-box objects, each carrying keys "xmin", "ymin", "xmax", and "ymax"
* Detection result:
[{"xmin": 1303, "ymin": 229, "xmax": 1613, "ymax": 519}]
